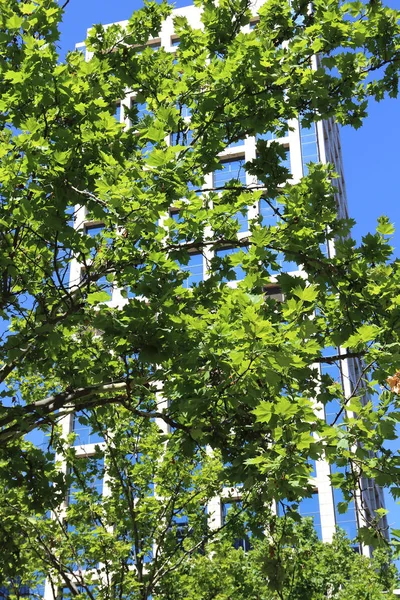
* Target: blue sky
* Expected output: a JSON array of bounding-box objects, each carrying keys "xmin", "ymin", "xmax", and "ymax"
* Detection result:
[{"xmin": 56, "ymin": 0, "xmax": 400, "ymax": 539}]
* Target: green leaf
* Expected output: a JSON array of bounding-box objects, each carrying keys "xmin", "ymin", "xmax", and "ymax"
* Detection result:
[
  {"xmin": 86, "ymin": 291, "xmax": 111, "ymax": 305},
  {"xmin": 345, "ymin": 324, "xmax": 381, "ymax": 348},
  {"xmin": 7, "ymin": 14, "xmax": 24, "ymax": 29},
  {"xmin": 293, "ymin": 285, "xmax": 318, "ymax": 303},
  {"xmin": 377, "ymin": 215, "xmax": 395, "ymax": 236}
]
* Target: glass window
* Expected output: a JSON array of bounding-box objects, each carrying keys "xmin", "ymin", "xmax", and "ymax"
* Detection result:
[
  {"xmin": 320, "ymin": 347, "xmax": 343, "ymax": 425},
  {"xmin": 66, "ymin": 523, "xmax": 98, "ymax": 571},
  {"xmin": 72, "ymin": 412, "xmax": 103, "ymax": 446},
  {"xmin": 130, "ymin": 99, "xmax": 150, "ymax": 123},
  {"xmin": 58, "ymin": 586, "xmax": 94, "ymax": 600},
  {"xmin": 300, "ymin": 120, "xmax": 319, "ymax": 176},
  {"xmin": 84, "ymin": 223, "xmax": 112, "ymax": 258},
  {"xmin": 298, "ymin": 493, "xmax": 322, "ymax": 539},
  {"xmin": 81, "ymin": 269, "xmax": 113, "ymax": 300},
  {"xmin": 68, "ymin": 457, "xmax": 104, "ymax": 505},
  {"xmin": 234, "ymin": 209, "xmax": 248, "ymax": 233},
  {"xmin": 258, "ymin": 200, "xmax": 297, "ymax": 272},
  {"xmin": 256, "ymin": 122, "xmax": 288, "ymax": 142},
  {"xmin": 215, "ymin": 247, "xmax": 246, "ymax": 281},
  {"xmin": 225, "ymin": 138, "xmax": 245, "ymax": 149},
  {"xmin": 180, "ymin": 253, "xmax": 203, "ymax": 288},
  {"xmin": 169, "ymin": 209, "xmax": 183, "ymax": 224},
  {"xmin": 259, "ymin": 198, "xmax": 278, "ymax": 227},
  {"xmin": 172, "ymin": 513, "xmax": 189, "ymax": 546},
  {"xmin": 280, "ymin": 146, "xmax": 291, "ymax": 172},
  {"xmin": 214, "ymin": 157, "xmax": 246, "ymax": 189},
  {"xmin": 84, "ymin": 223, "xmax": 104, "ymax": 238},
  {"xmin": 171, "ymin": 37, "xmax": 180, "ymax": 47},
  {"xmin": 271, "ymin": 251, "xmax": 297, "ymax": 274},
  {"xmin": 124, "ymin": 451, "xmax": 155, "ymax": 496},
  {"xmin": 256, "ymin": 146, "xmax": 291, "ymax": 182},
  {"xmin": 171, "ymin": 130, "xmax": 193, "ymax": 146},
  {"xmin": 331, "ymin": 465, "xmax": 358, "ymax": 542},
  {"xmin": 97, "ymin": 275, "xmax": 113, "ymax": 300},
  {"xmin": 114, "ymin": 103, "xmax": 121, "ymax": 122},
  {"xmin": 142, "ymin": 140, "xmax": 154, "ymax": 156},
  {"xmin": 176, "ymin": 102, "xmax": 192, "ymax": 118}
]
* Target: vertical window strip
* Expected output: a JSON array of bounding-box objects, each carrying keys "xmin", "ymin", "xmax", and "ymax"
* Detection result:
[
  {"xmin": 320, "ymin": 347, "xmax": 344, "ymax": 425},
  {"xmin": 331, "ymin": 464, "xmax": 359, "ymax": 544},
  {"xmin": 180, "ymin": 252, "xmax": 204, "ymax": 288},
  {"xmin": 298, "ymin": 493, "xmax": 322, "ymax": 539},
  {"xmin": 300, "ymin": 120, "xmax": 319, "ymax": 176},
  {"xmin": 68, "ymin": 457, "xmax": 104, "ymax": 505}
]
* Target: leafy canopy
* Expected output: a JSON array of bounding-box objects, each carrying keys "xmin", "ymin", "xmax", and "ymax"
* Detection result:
[{"xmin": 0, "ymin": 0, "xmax": 400, "ymax": 594}]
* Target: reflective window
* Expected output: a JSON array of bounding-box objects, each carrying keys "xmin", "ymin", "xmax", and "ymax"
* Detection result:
[
  {"xmin": 81, "ymin": 269, "xmax": 113, "ymax": 300},
  {"xmin": 180, "ymin": 253, "xmax": 203, "ymax": 288},
  {"xmin": 225, "ymin": 138, "xmax": 245, "ymax": 149},
  {"xmin": 256, "ymin": 124, "xmax": 288, "ymax": 142},
  {"xmin": 58, "ymin": 586, "xmax": 94, "ymax": 600},
  {"xmin": 171, "ymin": 130, "xmax": 193, "ymax": 146},
  {"xmin": 169, "ymin": 210, "xmax": 183, "ymax": 224},
  {"xmin": 320, "ymin": 347, "xmax": 343, "ymax": 425},
  {"xmin": 280, "ymin": 146, "xmax": 291, "ymax": 172},
  {"xmin": 68, "ymin": 457, "xmax": 104, "ymax": 505},
  {"xmin": 215, "ymin": 247, "xmax": 246, "ymax": 281},
  {"xmin": 84, "ymin": 223, "xmax": 112, "ymax": 259},
  {"xmin": 130, "ymin": 99, "xmax": 150, "ymax": 124},
  {"xmin": 234, "ymin": 209, "xmax": 248, "ymax": 233},
  {"xmin": 298, "ymin": 493, "xmax": 322, "ymax": 539},
  {"xmin": 214, "ymin": 157, "xmax": 247, "ymax": 188},
  {"xmin": 256, "ymin": 146, "xmax": 291, "ymax": 177},
  {"xmin": 66, "ymin": 523, "xmax": 98, "ymax": 571},
  {"xmin": 142, "ymin": 140, "xmax": 154, "ymax": 156},
  {"xmin": 97, "ymin": 275, "xmax": 113, "ymax": 300},
  {"xmin": 259, "ymin": 198, "xmax": 278, "ymax": 227},
  {"xmin": 172, "ymin": 513, "xmax": 189, "ymax": 546},
  {"xmin": 176, "ymin": 102, "xmax": 192, "ymax": 118},
  {"xmin": 331, "ymin": 464, "xmax": 358, "ymax": 542},
  {"xmin": 72, "ymin": 412, "xmax": 103, "ymax": 446},
  {"xmin": 300, "ymin": 120, "xmax": 319, "ymax": 176},
  {"xmin": 270, "ymin": 251, "xmax": 297, "ymax": 274},
  {"xmin": 84, "ymin": 224, "xmax": 104, "ymax": 238}
]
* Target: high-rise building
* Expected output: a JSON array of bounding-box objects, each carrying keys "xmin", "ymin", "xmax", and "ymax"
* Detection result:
[{"xmin": 43, "ymin": 3, "xmax": 388, "ymax": 598}]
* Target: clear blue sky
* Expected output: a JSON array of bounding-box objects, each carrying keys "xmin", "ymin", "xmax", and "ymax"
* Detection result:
[{"xmin": 56, "ymin": 0, "xmax": 400, "ymax": 540}]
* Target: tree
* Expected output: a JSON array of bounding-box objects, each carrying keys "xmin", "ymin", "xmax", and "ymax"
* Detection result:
[
  {"xmin": 160, "ymin": 523, "xmax": 399, "ymax": 600},
  {"xmin": 0, "ymin": 0, "xmax": 400, "ymax": 594},
  {"xmin": 161, "ymin": 519, "xmax": 397, "ymax": 600}
]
